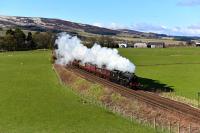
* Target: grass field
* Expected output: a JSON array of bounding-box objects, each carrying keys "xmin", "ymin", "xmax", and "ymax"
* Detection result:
[
  {"xmin": 115, "ymin": 35, "xmax": 184, "ymax": 46},
  {"xmin": 0, "ymin": 51, "xmax": 156, "ymax": 133},
  {"xmin": 119, "ymin": 48, "xmax": 200, "ymax": 100}
]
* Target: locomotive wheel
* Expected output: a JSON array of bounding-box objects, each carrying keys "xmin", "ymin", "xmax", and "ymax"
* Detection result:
[
  {"xmin": 126, "ymin": 84, "xmax": 130, "ymax": 88},
  {"xmin": 120, "ymin": 81, "xmax": 124, "ymax": 86}
]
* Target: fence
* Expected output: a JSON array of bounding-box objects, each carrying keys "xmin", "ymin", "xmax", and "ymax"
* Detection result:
[{"xmin": 100, "ymin": 103, "xmax": 200, "ymax": 133}]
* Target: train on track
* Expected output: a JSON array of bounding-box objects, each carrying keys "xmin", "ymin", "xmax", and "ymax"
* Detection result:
[
  {"xmin": 52, "ymin": 50, "xmax": 141, "ymax": 89},
  {"xmin": 71, "ymin": 60, "xmax": 141, "ymax": 89}
]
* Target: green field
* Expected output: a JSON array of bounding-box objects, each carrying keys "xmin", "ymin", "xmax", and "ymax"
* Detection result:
[
  {"xmin": 119, "ymin": 48, "xmax": 200, "ymax": 100},
  {"xmin": 0, "ymin": 51, "xmax": 156, "ymax": 133}
]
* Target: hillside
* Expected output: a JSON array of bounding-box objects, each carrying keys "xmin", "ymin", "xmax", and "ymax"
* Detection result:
[
  {"xmin": 1, "ymin": 15, "xmax": 200, "ymax": 46},
  {"xmin": 0, "ymin": 15, "xmax": 168, "ymax": 38}
]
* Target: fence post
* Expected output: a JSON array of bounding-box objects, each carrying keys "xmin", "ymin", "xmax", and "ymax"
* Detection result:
[
  {"xmin": 131, "ymin": 112, "xmax": 134, "ymax": 122},
  {"xmin": 114, "ymin": 106, "xmax": 116, "ymax": 113},
  {"xmin": 169, "ymin": 121, "xmax": 171, "ymax": 133},
  {"xmin": 138, "ymin": 115, "xmax": 141, "ymax": 124},
  {"xmin": 136, "ymin": 113, "xmax": 139, "ymax": 122},
  {"xmin": 189, "ymin": 123, "xmax": 191, "ymax": 133},
  {"xmin": 145, "ymin": 117, "xmax": 147, "ymax": 125},
  {"xmin": 154, "ymin": 117, "xmax": 156, "ymax": 130},
  {"xmin": 198, "ymin": 92, "xmax": 200, "ymax": 108},
  {"xmin": 161, "ymin": 123, "xmax": 164, "ymax": 132},
  {"xmin": 178, "ymin": 122, "xmax": 180, "ymax": 133}
]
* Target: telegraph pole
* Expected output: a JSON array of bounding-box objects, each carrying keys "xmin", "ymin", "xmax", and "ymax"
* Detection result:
[{"xmin": 198, "ymin": 92, "xmax": 200, "ymax": 108}]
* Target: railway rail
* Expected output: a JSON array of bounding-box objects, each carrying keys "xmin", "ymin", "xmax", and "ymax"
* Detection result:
[{"xmin": 67, "ymin": 66, "xmax": 200, "ymax": 123}]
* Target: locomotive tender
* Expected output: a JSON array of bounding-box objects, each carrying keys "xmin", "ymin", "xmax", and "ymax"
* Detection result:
[{"xmin": 71, "ymin": 60, "xmax": 141, "ymax": 89}]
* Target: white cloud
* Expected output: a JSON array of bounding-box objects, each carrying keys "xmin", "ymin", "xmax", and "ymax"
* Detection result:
[
  {"xmin": 177, "ymin": 0, "xmax": 200, "ymax": 6},
  {"xmin": 131, "ymin": 23, "xmax": 168, "ymax": 34},
  {"xmin": 92, "ymin": 22, "xmax": 200, "ymax": 36},
  {"xmin": 131, "ymin": 23, "xmax": 200, "ymax": 36},
  {"xmin": 92, "ymin": 22, "xmax": 126, "ymax": 30},
  {"xmin": 109, "ymin": 23, "xmax": 126, "ymax": 29},
  {"xmin": 92, "ymin": 22, "xmax": 104, "ymax": 28}
]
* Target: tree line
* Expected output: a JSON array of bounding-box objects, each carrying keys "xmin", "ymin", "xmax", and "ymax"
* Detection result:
[
  {"xmin": 0, "ymin": 28, "xmax": 120, "ymax": 51},
  {"xmin": 0, "ymin": 28, "xmax": 55, "ymax": 51},
  {"xmin": 83, "ymin": 36, "xmax": 119, "ymax": 48}
]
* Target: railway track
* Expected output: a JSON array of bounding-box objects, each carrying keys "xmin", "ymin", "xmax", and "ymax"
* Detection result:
[{"xmin": 67, "ymin": 66, "xmax": 200, "ymax": 123}]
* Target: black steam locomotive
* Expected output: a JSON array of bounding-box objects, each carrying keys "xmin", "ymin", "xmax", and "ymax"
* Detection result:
[
  {"xmin": 52, "ymin": 50, "xmax": 141, "ymax": 89},
  {"xmin": 72, "ymin": 60, "xmax": 141, "ymax": 89}
]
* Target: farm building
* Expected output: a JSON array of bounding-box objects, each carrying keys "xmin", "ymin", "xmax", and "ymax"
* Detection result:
[
  {"xmin": 118, "ymin": 43, "xmax": 127, "ymax": 48},
  {"xmin": 195, "ymin": 42, "xmax": 200, "ymax": 47},
  {"xmin": 127, "ymin": 43, "xmax": 135, "ymax": 48},
  {"xmin": 133, "ymin": 43, "xmax": 147, "ymax": 48},
  {"xmin": 126, "ymin": 41, "xmax": 143, "ymax": 48},
  {"xmin": 147, "ymin": 42, "xmax": 165, "ymax": 48}
]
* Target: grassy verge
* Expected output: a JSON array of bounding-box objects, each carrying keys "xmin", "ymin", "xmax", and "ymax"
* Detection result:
[
  {"xmin": 0, "ymin": 50, "xmax": 156, "ymax": 133},
  {"xmin": 55, "ymin": 65, "xmax": 182, "ymax": 133},
  {"xmin": 119, "ymin": 48, "xmax": 200, "ymax": 101}
]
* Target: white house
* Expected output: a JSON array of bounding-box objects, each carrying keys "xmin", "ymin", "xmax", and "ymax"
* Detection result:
[
  {"xmin": 147, "ymin": 42, "xmax": 165, "ymax": 48},
  {"xmin": 195, "ymin": 42, "xmax": 200, "ymax": 47},
  {"xmin": 118, "ymin": 43, "xmax": 127, "ymax": 48},
  {"xmin": 134, "ymin": 43, "xmax": 147, "ymax": 48}
]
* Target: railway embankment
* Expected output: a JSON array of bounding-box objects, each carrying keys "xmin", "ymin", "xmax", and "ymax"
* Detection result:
[{"xmin": 54, "ymin": 64, "xmax": 200, "ymax": 133}]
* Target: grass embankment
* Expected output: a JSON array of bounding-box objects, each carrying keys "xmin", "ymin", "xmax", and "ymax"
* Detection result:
[
  {"xmin": 119, "ymin": 48, "xmax": 200, "ymax": 101},
  {"xmin": 54, "ymin": 64, "xmax": 193, "ymax": 133},
  {"xmin": 0, "ymin": 50, "xmax": 156, "ymax": 133}
]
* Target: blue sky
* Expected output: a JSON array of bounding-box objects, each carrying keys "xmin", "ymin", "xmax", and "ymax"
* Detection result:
[{"xmin": 1, "ymin": 0, "xmax": 200, "ymax": 36}]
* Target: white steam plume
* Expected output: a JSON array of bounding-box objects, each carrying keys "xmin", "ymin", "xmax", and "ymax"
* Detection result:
[{"xmin": 55, "ymin": 33, "xmax": 135, "ymax": 73}]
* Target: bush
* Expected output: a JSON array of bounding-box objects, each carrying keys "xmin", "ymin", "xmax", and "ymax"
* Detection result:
[
  {"xmin": 33, "ymin": 31, "xmax": 54, "ymax": 49},
  {"xmin": 84, "ymin": 36, "xmax": 119, "ymax": 48},
  {"xmin": 0, "ymin": 28, "xmax": 55, "ymax": 51}
]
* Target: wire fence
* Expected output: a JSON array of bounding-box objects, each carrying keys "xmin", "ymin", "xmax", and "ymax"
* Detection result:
[{"xmin": 98, "ymin": 102, "xmax": 200, "ymax": 133}]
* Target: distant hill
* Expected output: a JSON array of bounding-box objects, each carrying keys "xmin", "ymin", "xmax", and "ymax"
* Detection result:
[
  {"xmin": 0, "ymin": 15, "xmax": 168, "ymax": 38},
  {"xmin": 0, "ymin": 15, "xmax": 199, "ymax": 40},
  {"xmin": 0, "ymin": 15, "xmax": 119, "ymax": 35}
]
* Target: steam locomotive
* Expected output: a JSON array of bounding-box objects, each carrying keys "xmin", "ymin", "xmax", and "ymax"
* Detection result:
[
  {"xmin": 71, "ymin": 60, "xmax": 141, "ymax": 89},
  {"xmin": 52, "ymin": 49, "xmax": 141, "ymax": 89}
]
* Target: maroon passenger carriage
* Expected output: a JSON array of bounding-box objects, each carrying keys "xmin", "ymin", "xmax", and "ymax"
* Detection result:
[{"xmin": 71, "ymin": 60, "xmax": 141, "ymax": 89}]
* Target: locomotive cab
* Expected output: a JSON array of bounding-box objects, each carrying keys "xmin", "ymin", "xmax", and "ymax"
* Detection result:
[
  {"xmin": 120, "ymin": 72, "xmax": 134, "ymax": 87},
  {"xmin": 129, "ymin": 75, "xmax": 141, "ymax": 89},
  {"xmin": 110, "ymin": 70, "xmax": 120, "ymax": 82}
]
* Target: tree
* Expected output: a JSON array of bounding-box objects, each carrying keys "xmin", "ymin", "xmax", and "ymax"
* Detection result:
[
  {"xmin": 6, "ymin": 28, "xmax": 15, "ymax": 35},
  {"xmin": 3, "ymin": 28, "xmax": 27, "ymax": 51},
  {"xmin": 97, "ymin": 36, "xmax": 118, "ymax": 48},
  {"xmin": 4, "ymin": 34, "xmax": 17, "ymax": 51},
  {"xmin": 2, "ymin": 28, "xmax": 54, "ymax": 51},
  {"xmin": 45, "ymin": 31, "xmax": 54, "ymax": 49},
  {"xmin": 0, "ymin": 37, "xmax": 5, "ymax": 51},
  {"xmin": 98, "ymin": 36, "xmax": 106, "ymax": 47},
  {"xmin": 105, "ymin": 36, "xmax": 115, "ymax": 48},
  {"xmin": 14, "ymin": 28, "xmax": 26, "ymax": 50},
  {"xmin": 33, "ymin": 31, "xmax": 54, "ymax": 49},
  {"xmin": 26, "ymin": 32, "xmax": 36, "ymax": 49},
  {"xmin": 3, "ymin": 29, "xmax": 16, "ymax": 51}
]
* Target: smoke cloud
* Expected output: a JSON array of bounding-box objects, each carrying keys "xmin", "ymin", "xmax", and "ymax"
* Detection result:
[{"xmin": 55, "ymin": 33, "xmax": 135, "ymax": 73}]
